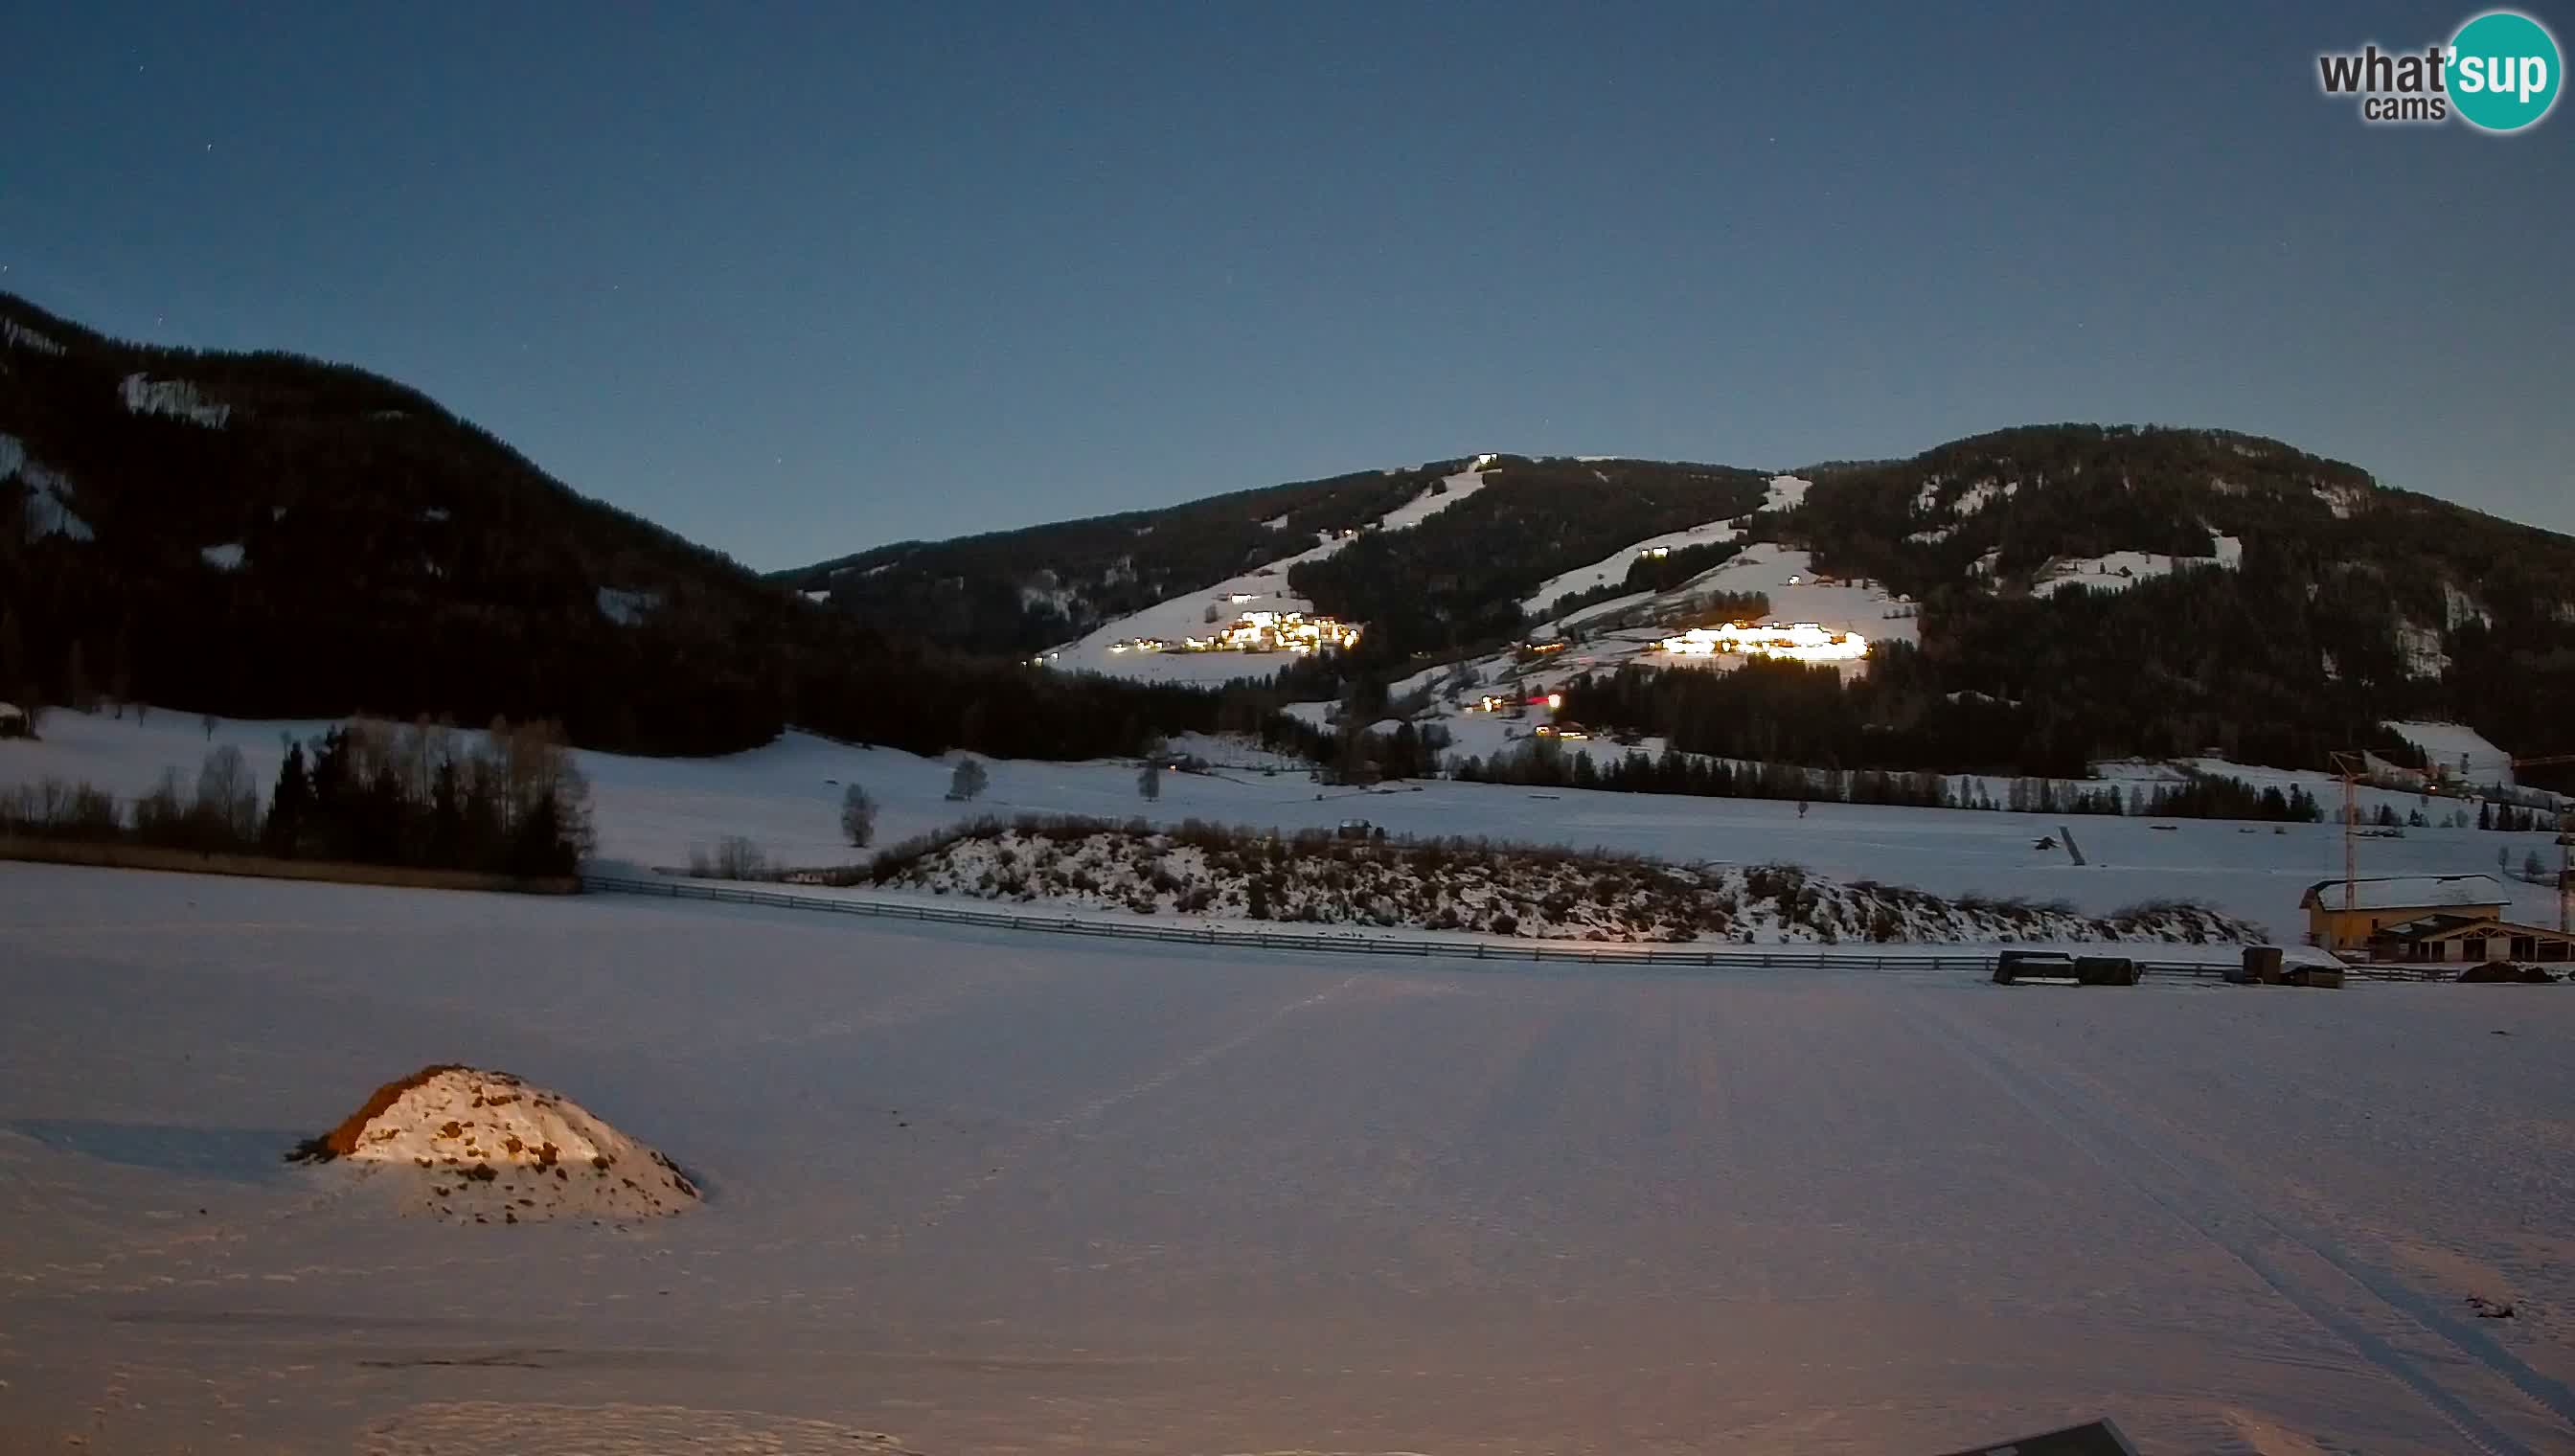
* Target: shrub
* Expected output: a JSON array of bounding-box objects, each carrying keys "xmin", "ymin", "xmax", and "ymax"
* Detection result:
[{"xmin": 840, "ymin": 784, "xmax": 877, "ymax": 848}]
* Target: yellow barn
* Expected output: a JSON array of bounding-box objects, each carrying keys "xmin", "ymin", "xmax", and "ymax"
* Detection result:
[{"xmin": 2299, "ymin": 875, "xmax": 2507, "ymax": 953}]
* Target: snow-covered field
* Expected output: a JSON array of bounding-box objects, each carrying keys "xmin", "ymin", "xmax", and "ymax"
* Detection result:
[
  {"xmin": 8, "ymin": 708, "xmax": 2566, "ymax": 944},
  {"xmin": 4, "ymin": 863, "xmax": 2572, "ymax": 1454}
]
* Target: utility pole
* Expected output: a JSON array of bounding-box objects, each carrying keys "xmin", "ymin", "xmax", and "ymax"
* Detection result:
[{"xmin": 2328, "ymin": 750, "xmax": 2369, "ymax": 944}]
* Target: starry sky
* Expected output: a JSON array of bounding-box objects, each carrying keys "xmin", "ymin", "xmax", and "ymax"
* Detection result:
[{"xmin": 4, "ymin": 2, "xmax": 2569, "ymax": 569}]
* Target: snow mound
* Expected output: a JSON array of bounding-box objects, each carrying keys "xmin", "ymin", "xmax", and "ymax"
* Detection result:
[{"xmin": 291, "ymin": 1065, "xmax": 698, "ymax": 1223}]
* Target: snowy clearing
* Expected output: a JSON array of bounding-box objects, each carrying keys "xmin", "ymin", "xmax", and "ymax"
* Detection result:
[
  {"xmin": 594, "ymin": 586, "xmax": 659, "ymax": 626},
  {"xmin": 2031, "ymin": 538, "xmax": 2243, "ymax": 598},
  {"xmin": 118, "ymin": 373, "xmax": 232, "ymax": 429},
  {"xmin": 2, "ymin": 864, "xmax": 2571, "ymax": 1454},
  {"xmin": 2, "ymin": 318, "xmax": 66, "ymax": 354},
  {"xmin": 2, "ymin": 432, "xmax": 93, "ymax": 542}
]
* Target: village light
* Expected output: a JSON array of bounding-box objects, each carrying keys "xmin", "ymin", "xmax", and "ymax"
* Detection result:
[
  {"xmin": 1108, "ymin": 609, "xmax": 1361, "ymax": 658},
  {"xmin": 1658, "ymin": 623, "xmax": 1870, "ymax": 663}
]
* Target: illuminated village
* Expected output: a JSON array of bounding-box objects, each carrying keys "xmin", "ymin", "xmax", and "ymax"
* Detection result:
[
  {"xmin": 1657, "ymin": 621, "xmax": 1870, "ymax": 664},
  {"xmin": 1106, "ymin": 609, "xmax": 1362, "ymax": 657}
]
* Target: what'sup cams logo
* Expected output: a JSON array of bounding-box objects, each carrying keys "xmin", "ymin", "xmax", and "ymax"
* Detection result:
[{"xmin": 2317, "ymin": 10, "xmax": 2561, "ymax": 130}]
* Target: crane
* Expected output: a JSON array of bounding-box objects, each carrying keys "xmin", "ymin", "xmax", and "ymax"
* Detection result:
[
  {"xmin": 2508, "ymin": 753, "xmax": 2575, "ymax": 935},
  {"xmin": 2327, "ymin": 750, "xmax": 2372, "ymax": 925},
  {"xmin": 2426, "ymin": 750, "xmax": 2575, "ymax": 934}
]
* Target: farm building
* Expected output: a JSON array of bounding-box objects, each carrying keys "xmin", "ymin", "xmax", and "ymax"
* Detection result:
[
  {"xmin": 2365, "ymin": 913, "xmax": 2575, "ymax": 967},
  {"xmin": 2299, "ymin": 875, "xmax": 2508, "ymax": 952},
  {"xmin": 0, "ymin": 702, "xmax": 28, "ymax": 739}
]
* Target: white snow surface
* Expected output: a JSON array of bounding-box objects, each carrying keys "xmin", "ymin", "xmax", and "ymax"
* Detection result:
[
  {"xmin": 1371, "ymin": 466, "xmax": 1487, "ymax": 533},
  {"xmin": 1757, "ymin": 473, "xmax": 1811, "ymax": 512},
  {"xmin": 2031, "ymin": 540, "xmax": 2241, "ymax": 598},
  {"xmin": 1542, "ymin": 546, "xmax": 1920, "ymax": 659},
  {"xmin": 1045, "ymin": 468, "xmax": 1487, "ymax": 685},
  {"xmin": 4, "ymin": 862, "xmax": 2574, "ymax": 1454},
  {"xmin": 2396, "ymin": 621, "xmax": 2451, "ymax": 678},
  {"xmin": 2301, "ymin": 874, "xmax": 2507, "ymax": 914},
  {"xmin": 1517, "ymin": 515, "xmax": 1744, "ymax": 618},
  {"xmin": 15, "ymin": 708, "xmax": 2571, "ymax": 943},
  {"xmin": 199, "ymin": 542, "xmax": 244, "ymax": 572},
  {"xmin": 2, "ymin": 318, "xmax": 66, "ymax": 354},
  {"xmin": 2385, "ymin": 720, "xmax": 2516, "ymax": 788},
  {"xmin": 2, "ymin": 433, "xmax": 92, "ymax": 542},
  {"xmin": 1952, "ymin": 479, "xmax": 2016, "ymax": 516},
  {"xmin": 595, "ymin": 586, "xmax": 660, "ymax": 626},
  {"xmin": 119, "ymin": 373, "xmax": 232, "ymax": 428},
  {"xmin": 313, "ymin": 1066, "xmax": 698, "ymax": 1223}
]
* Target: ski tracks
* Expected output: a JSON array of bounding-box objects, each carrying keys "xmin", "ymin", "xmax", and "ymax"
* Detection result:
[{"xmin": 1916, "ymin": 1003, "xmax": 2575, "ymax": 1456}]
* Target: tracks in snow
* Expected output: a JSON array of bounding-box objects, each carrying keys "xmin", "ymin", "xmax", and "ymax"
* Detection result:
[{"xmin": 1917, "ymin": 1005, "xmax": 2575, "ymax": 1456}]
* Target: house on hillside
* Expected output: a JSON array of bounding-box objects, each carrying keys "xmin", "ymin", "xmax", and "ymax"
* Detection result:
[
  {"xmin": 0, "ymin": 702, "xmax": 28, "ymax": 739},
  {"xmin": 2299, "ymin": 875, "xmax": 2507, "ymax": 952}
]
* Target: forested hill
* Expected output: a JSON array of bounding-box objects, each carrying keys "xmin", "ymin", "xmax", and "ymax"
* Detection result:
[
  {"xmin": 786, "ymin": 423, "xmax": 2575, "ymax": 782},
  {"xmin": 1773, "ymin": 424, "xmax": 2575, "ymax": 777},
  {"xmin": 12, "ymin": 282, "xmax": 2567, "ymax": 781},
  {"xmin": 0, "ymin": 291, "xmax": 1232, "ymax": 760}
]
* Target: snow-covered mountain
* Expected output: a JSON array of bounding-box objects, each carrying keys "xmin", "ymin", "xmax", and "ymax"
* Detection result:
[{"xmin": 783, "ymin": 426, "xmax": 2575, "ymax": 785}]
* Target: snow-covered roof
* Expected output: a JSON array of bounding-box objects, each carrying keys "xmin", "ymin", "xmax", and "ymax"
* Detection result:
[
  {"xmin": 2299, "ymin": 875, "xmax": 2508, "ymax": 913},
  {"xmin": 0, "ymin": 701, "xmax": 22, "ymax": 720}
]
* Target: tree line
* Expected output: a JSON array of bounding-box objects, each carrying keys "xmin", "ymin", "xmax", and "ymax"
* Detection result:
[{"xmin": 0, "ymin": 717, "xmax": 593, "ymax": 876}]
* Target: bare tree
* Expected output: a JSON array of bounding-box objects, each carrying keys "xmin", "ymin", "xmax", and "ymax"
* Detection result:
[
  {"xmin": 840, "ymin": 783, "xmax": 877, "ymax": 848},
  {"xmin": 200, "ymin": 711, "xmax": 218, "ymax": 741},
  {"xmin": 194, "ymin": 744, "xmax": 261, "ymax": 843},
  {"xmin": 710, "ymin": 835, "xmax": 768, "ymax": 880}
]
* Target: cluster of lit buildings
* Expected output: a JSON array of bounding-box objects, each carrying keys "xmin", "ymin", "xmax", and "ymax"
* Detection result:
[
  {"xmin": 1106, "ymin": 609, "xmax": 1362, "ymax": 657},
  {"xmin": 1656, "ymin": 622, "xmax": 1869, "ymax": 664}
]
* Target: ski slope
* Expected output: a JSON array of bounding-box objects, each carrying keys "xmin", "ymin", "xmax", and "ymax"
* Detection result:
[
  {"xmin": 2387, "ymin": 720, "xmax": 2518, "ymax": 789},
  {"xmin": 1040, "ymin": 466, "xmax": 1488, "ymax": 685},
  {"xmin": 4, "ymin": 862, "xmax": 2571, "ymax": 1454},
  {"xmin": 1517, "ymin": 515, "xmax": 1746, "ymax": 618}
]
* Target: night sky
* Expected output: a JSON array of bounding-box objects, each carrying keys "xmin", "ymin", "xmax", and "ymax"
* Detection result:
[{"xmin": 5, "ymin": 3, "xmax": 2568, "ymax": 568}]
